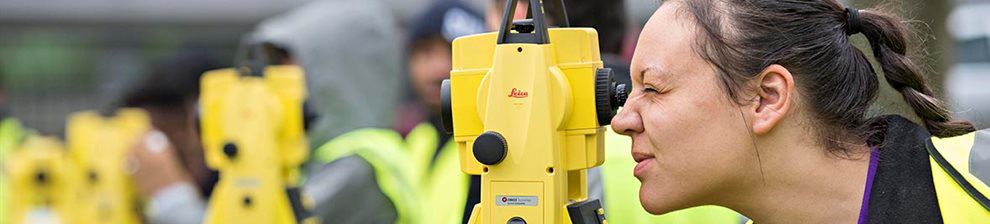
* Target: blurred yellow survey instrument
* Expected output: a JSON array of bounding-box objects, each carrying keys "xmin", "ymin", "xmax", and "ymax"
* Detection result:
[
  {"xmin": 7, "ymin": 135, "xmax": 77, "ymax": 224},
  {"xmin": 67, "ymin": 109, "xmax": 151, "ymax": 224},
  {"xmin": 199, "ymin": 44, "xmax": 315, "ymax": 224}
]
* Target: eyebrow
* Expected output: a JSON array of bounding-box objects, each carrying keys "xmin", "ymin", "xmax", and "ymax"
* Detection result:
[{"xmin": 639, "ymin": 65, "xmax": 663, "ymax": 83}]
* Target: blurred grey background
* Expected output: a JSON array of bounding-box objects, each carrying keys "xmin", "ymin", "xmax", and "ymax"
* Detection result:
[{"xmin": 0, "ymin": 0, "xmax": 986, "ymax": 135}]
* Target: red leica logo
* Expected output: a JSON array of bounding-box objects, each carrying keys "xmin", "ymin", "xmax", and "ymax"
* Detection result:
[{"xmin": 508, "ymin": 88, "xmax": 529, "ymax": 98}]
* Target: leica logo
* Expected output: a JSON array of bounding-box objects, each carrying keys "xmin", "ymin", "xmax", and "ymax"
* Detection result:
[{"xmin": 507, "ymin": 88, "xmax": 529, "ymax": 98}]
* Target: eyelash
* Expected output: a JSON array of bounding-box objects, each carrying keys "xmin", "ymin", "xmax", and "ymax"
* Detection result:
[{"xmin": 643, "ymin": 86, "xmax": 660, "ymax": 94}]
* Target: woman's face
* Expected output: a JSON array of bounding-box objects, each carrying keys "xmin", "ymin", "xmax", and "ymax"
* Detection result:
[
  {"xmin": 409, "ymin": 38, "xmax": 453, "ymax": 110},
  {"xmin": 611, "ymin": 1, "xmax": 760, "ymax": 214}
]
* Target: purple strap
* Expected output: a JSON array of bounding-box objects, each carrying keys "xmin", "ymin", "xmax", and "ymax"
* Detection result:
[{"xmin": 858, "ymin": 147, "xmax": 880, "ymax": 224}]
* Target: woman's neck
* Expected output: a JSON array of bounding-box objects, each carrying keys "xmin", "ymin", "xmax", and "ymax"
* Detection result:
[{"xmin": 724, "ymin": 128, "xmax": 873, "ymax": 224}]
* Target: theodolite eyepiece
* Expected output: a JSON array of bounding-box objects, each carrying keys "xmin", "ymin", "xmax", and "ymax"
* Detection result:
[{"xmin": 595, "ymin": 68, "xmax": 628, "ymax": 126}]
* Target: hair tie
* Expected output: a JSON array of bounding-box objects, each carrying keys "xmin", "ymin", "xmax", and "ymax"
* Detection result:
[{"xmin": 845, "ymin": 7, "xmax": 862, "ymax": 35}]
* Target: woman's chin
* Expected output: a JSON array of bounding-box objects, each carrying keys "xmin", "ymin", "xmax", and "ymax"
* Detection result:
[
  {"xmin": 638, "ymin": 184, "xmax": 685, "ymax": 215},
  {"xmin": 639, "ymin": 183, "xmax": 687, "ymax": 215}
]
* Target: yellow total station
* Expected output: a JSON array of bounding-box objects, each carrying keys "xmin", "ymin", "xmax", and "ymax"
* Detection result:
[
  {"xmin": 7, "ymin": 135, "xmax": 77, "ymax": 224},
  {"xmin": 440, "ymin": 0, "xmax": 627, "ymax": 223},
  {"xmin": 66, "ymin": 109, "xmax": 151, "ymax": 224},
  {"xmin": 198, "ymin": 52, "xmax": 313, "ymax": 224}
]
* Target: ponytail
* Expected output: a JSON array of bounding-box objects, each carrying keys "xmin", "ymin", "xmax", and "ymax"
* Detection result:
[{"xmin": 856, "ymin": 9, "xmax": 975, "ymax": 137}]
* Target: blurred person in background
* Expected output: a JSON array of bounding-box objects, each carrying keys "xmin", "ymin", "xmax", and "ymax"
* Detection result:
[
  {"xmin": 484, "ymin": 0, "xmax": 529, "ymax": 33},
  {"xmin": 561, "ymin": 0, "xmax": 632, "ymax": 89},
  {"xmin": 250, "ymin": 0, "xmax": 415, "ymax": 223},
  {"xmin": 392, "ymin": 1, "xmax": 486, "ymax": 223},
  {"xmin": 120, "ymin": 51, "xmax": 222, "ymax": 224},
  {"xmin": 253, "ymin": 0, "xmax": 403, "ymax": 146}
]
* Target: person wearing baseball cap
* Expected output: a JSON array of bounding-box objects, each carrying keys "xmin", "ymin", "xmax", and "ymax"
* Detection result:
[{"xmin": 395, "ymin": 1, "xmax": 486, "ymax": 223}]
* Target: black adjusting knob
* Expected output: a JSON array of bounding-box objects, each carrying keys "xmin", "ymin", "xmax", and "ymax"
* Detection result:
[
  {"xmin": 614, "ymin": 83, "xmax": 628, "ymax": 107},
  {"xmin": 473, "ymin": 131, "xmax": 507, "ymax": 165},
  {"xmin": 35, "ymin": 169, "xmax": 49, "ymax": 186},
  {"xmin": 223, "ymin": 142, "xmax": 238, "ymax": 159}
]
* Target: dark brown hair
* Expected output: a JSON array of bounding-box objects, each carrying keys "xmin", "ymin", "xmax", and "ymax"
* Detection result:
[{"xmin": 680, "ymin": 0, "xmax": 974, "ymax": 152}]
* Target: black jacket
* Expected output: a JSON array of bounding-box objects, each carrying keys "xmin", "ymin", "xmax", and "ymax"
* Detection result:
[{"xmin": 867, "ymin": 115, "xmax": 942, "ymax": 223}]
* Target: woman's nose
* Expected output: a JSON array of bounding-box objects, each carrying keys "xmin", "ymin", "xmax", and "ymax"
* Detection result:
[{"xmin": 611, "ymin": 103, "xmax": 644, "ymax": 136}]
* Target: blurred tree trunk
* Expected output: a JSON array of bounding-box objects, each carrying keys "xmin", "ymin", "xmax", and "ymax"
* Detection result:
[{"xmin": 851, "ymin": 0, "xmax": 956, "ymax": 122}]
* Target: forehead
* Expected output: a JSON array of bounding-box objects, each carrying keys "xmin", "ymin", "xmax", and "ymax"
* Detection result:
[{"xmin": 632, "ymin": 1, "xmax": 704, "ymax": 79}]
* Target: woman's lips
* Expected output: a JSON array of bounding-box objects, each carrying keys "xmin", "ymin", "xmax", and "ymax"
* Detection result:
[
  {"xmin": 634, "ymin": 159, "xmax": 654, "ymax": 178},
  {"xmin": 633, "ymin": 151, "xmax": 655, "ymax": 178}
]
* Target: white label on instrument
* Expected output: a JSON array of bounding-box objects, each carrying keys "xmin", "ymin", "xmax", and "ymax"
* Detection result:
[
  {"xmin": 236, "ymin": 178, "xmax": 261, "ymax": 188},
  {"xmin": 495, "ymin": 195, "xmax": 538, "ymax": 206},
  {"xmin": 26, "ymin": 208, "xmax": 61, "ymax": 224}
]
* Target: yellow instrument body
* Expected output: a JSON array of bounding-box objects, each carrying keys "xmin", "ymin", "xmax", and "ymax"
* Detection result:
[
  {"xmin": 66, "ymin": 109, "xmax": 150, "ymax": 224},
  {"xmin": 449, "ymin": 28, "xmax": 608, "ymax": 224},
  {"xmin": 7, "ymin": 136, "xmax": 77, "ymax": 224},
  {"xmin": 199, "ymin": 65, "xmax": 311, "ymax": 224}
]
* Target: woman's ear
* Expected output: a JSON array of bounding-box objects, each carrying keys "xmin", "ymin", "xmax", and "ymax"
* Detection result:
[{"xmin": 751, "ymin": 64, "xmax": 794, "ymax": 135}]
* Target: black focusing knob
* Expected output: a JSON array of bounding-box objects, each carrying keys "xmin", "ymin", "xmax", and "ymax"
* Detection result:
[
  {"xmin": 223, "ymin": 142, "xmax": 238, "ymax": 159},
  {"xmin": 473, "ymin": 131, "xmax": 508, "ymax": 165},
  {"xmin": 88, "ymin": 170, "xmax": 99, "ymax": 183},
  {"xmin": 595, "ymin": 68, "xmax": 620, "ymax": 126}
]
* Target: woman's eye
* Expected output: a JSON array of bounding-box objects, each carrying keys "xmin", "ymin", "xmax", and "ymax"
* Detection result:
[{"xmin": 643, "ymin": 86, "xmax": 659, "ymax": 94}]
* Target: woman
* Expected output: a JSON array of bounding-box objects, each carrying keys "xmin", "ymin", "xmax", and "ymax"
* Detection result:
[{"xmin": 611, "ymin": 0, "xmax": 990, "ymax": 223}]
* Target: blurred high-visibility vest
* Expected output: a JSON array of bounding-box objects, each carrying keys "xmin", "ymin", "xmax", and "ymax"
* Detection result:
[
  {"xmin": 405, "ymin": 122, "xmax": 466, "ymax": 224},
  {"xmin": 0, "ymin": 118, "xmax": 25, "ymax": 165},
  {"xmin": 0, "ymin": 118, "xmax": 27, "ymax": 224},
  {"xmin": 311, "ymin": 128, "xmax": 421, "ymax": 224}
]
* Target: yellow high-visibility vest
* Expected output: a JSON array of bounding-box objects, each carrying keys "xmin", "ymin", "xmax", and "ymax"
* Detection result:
[{"xmin": 927, "ymin": 129, "xmax": 990, "ymax": 223}]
